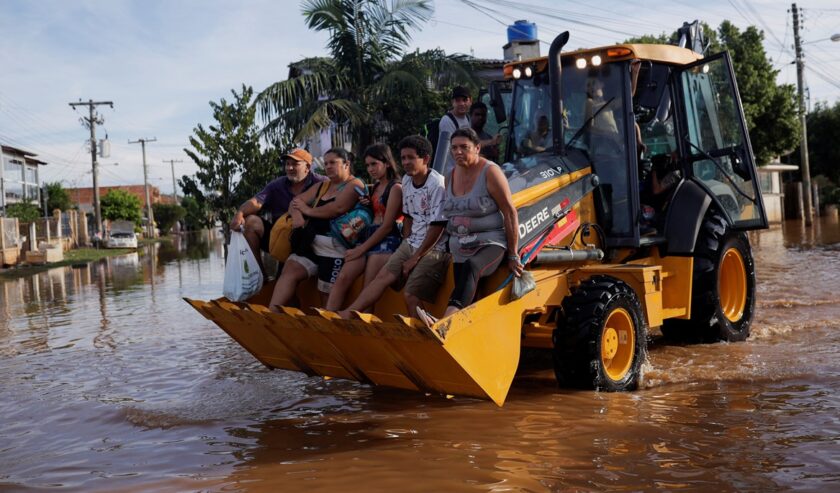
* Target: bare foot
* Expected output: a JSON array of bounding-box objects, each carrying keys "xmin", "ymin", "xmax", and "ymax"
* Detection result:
[{"xmin": 337, "ymin": 310, "xmax": 351, "ymax": 319}]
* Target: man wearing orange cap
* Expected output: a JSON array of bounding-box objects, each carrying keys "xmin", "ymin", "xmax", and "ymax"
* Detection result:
[{"xmin": 230, "ymin": 148, "xmax": 327, "ymax": 273}]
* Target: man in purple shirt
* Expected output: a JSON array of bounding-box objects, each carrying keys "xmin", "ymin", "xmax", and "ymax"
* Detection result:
[{"xmin": 230, "ymin": 148, "xmax": 327, "ymax": 273}]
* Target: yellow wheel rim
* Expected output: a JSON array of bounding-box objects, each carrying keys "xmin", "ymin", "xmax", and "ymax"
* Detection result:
[
  {"xmin": 601, "ymin": 307, "xmax": 635, "ymax": 381},
  {"xmin": 719, "ymin": 247, "xmax": 747, "ymax": 322}
]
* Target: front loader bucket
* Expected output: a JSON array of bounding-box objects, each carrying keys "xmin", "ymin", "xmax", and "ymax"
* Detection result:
[{"xmin": 185, "ymin": 286, "xmax": 523, "ymax": 406}]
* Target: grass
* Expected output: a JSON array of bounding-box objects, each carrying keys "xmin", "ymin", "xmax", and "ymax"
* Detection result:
[{"xmin": 0, "ymin": 247, "xmax": 137, "ymax": 281}]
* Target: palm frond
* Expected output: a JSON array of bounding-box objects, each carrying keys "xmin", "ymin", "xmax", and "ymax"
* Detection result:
[{"xmin": 293, "ymin": 98, "xmax": 368, "ymax": 142}]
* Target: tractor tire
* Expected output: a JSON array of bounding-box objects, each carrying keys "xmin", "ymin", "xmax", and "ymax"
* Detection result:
[
  {"xmin": 553, "ymin": 276, "xmax": 647, "ymax": 391},
  {"xmin": 661, "ymin": 210, "xmax": 755, "ymax": 343}
]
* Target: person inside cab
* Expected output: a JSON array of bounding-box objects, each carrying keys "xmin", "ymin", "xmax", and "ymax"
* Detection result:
[{"xmin": 521, "ymin": 114, "xmax": 550, "ymax": 155}]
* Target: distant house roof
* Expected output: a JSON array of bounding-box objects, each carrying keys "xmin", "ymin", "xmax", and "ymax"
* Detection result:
[{"xmin": 1, "ymin": 144, "xmax": 37, "ymax": 158}]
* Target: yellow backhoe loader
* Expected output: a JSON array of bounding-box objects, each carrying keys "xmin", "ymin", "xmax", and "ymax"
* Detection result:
[{"xmin": 187, "ymin": 28, "xmax": 768, "ymax": 406}]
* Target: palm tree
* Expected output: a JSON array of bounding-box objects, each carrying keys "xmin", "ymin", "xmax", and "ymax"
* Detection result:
[{"xmin": 257, "ymin": 0, "xmax": 476, "ymax": 154}]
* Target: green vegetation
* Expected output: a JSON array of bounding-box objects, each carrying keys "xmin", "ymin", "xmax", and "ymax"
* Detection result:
[
  {"xmin": 180, "ymin": 195, "xmax": 213, "ymax": 231},
  {"xmin": 256, "ymin": 0, "xmax": 476, "ymax": 154},
  {"xmin": 0, "ymin": 248, "xmax": 136, "ymax": 281},
  {"xmin": 101, "ymin": 189, "xmax": 142, "ymax": 224},
  {"xmin": 152, "ymin": 203, "xmax": 186, "ymax": 234},
  {"xmin": 180, "ymin": 85, "xmax": 275, "ymax": 237},
  {"xmin": 45, "ymin": 181, "xmax": 73, "ymax": 213},
  {"xmin": 5, "ymin": 202, "xmax": 40, "ymax": 222},
  {"xmin": 793, "ymin": 101, "xmax": 840, "ymax": 205}
]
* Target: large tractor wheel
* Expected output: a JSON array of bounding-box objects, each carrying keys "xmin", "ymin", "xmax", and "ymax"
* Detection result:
[
  {"xmin": 553, "ymin": 276, "xmax": 647, "ymax": 391},
  {"xmin": 661, "ymin": 210, "xmax": 755, "ymax": 343}
]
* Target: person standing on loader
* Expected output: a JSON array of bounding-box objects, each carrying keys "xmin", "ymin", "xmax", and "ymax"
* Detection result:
[
  {"xmin": 437, "ymin": 86, "xmax": 473, "ymax": 174},
  {"xmin": 338, "ymin": 135, "xmax": 450, "ymax": 320}
]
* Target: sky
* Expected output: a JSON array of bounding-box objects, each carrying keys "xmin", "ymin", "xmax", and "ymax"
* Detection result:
[{"xmin": 1, "ymin": 0, "xmax": 838, "ymax": 194}]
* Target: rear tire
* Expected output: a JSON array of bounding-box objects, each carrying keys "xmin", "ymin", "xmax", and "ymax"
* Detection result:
[
  {"xmin": 553, "ymin": 276, "xmax": 647, "ymax": 391},
  {"xmin": 661, "ymin": 210, "xmax": 755, "ymax": 343}
]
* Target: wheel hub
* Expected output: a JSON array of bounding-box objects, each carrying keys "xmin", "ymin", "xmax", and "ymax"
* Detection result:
[
  {"xmin": 719, "ymin": 247, "xmax": 747, "ymax": 322},
  {"xmin": 601, "ymin": 308, "xmax": 635, "ymax": 381}
]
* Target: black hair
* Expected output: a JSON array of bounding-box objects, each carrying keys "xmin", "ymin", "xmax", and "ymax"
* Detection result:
[
  {"xmin": 398, "ymin": 135, "xmax": 433, "ymax": 159},
  {"xmin": 469, "ymin": 101, "xmax": 488, "ymax": 115},
  {"xmin": 324, "ymin": 147, "xmax": 351, "ymax": 164},
  {"xmin": 362, "ymin": 143, "xmax": 400, "ymax": 181},
  {"xmin": 451, "ymin": 127, "xmax": 481, "ymax": 146}
]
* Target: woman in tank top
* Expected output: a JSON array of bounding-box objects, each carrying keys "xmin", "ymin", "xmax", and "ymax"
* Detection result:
[
  {"xmin": 325, "ymin": 143, "xmax": 403, "ymax": 312},
  {"xmin": 269, "ymin": 147, "xmax": 365, "ymax": 312},
  {"xmin": 437, "ymin": 128, "xmax": 523, "ymax": 320}
]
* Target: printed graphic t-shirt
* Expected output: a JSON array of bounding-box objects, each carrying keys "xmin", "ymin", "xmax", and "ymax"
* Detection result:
[{"xmin": 401, "ymin": 169, "xmax": 448, "ymax": 252}]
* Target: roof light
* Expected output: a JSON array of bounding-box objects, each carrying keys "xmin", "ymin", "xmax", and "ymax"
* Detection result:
[
  {"xmin": 575, "ymin": 58, "xmax": 587, "ymax": 69},
  {"xmin": 607, "ymin": 47, "xmax": 632, "ymax": 58},
  {"xmin": 512, "ymin": 67, "xmax": 522, "ymax": 79},
  {"xmin": 702, "ymin": 64, "xmax": 710, "ymax": 74},
  {"xmin": 524, "ymin": 65, "xmax": 533, "ymax": 78},
  {"xmin": 591, "ymin": 55, "xmax": 602, "ymax": 66}
]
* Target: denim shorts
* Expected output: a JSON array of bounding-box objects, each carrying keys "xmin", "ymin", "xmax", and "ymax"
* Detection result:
[{"xmin": 365, "ymin": 224, "xmax": 401, "ymax": 256}]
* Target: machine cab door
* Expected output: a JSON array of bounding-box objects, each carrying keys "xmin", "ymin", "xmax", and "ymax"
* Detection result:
[{"xmin": 676, "ymin": 52, "xmax": 767, "ymax": 230}]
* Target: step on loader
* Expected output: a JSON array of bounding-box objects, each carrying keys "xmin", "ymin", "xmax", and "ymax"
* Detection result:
[{"xmin": 187, "ymin": 30, "xmax": 768, "ymax": 406}]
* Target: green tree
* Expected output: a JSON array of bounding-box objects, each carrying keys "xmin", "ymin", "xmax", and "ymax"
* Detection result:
[
  {"xmin": 152, "ymin": 203, "xmax": 186, "ymax": 234},
  {"xmin": 180, "ymin": 195, "xmax": 213, "ymax": 231},
  {"xmin": 716, "ymin": 21, "xmax": 799, "ymax": 165},
  {"xmin": 44, "ymin": 182, "xmax": 73, "ymax": 213},
  {"xmin": 804, "ymin": 101, "xmax": 840, "ymax": 186},
  {"xmin": 181, "ymin": 85, "xmax": 264, "ymax": 238},
  {"xmin": 257, "ymin": 0, "xmax": 476, "ymax": 154},
  {"xmin": 100, "ymin": 189, "xmax": 142, "ymax": 224},
  {"xmin": 5, "ymin": 202, "xmax": 40, "ymax": 222},
  {"xmin": 628, "ymin": 21, "xmax": 800, "ymax": 165}
]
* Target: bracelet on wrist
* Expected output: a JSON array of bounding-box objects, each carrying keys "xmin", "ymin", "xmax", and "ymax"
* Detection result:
[{"xmin": 507, "ymin": 254, "xmax": 520, "ymax": 261}]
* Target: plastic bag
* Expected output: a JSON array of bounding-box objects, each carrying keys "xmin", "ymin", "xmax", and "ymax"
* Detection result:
[
  {"xmin": 223, "ymin": 231, "xmax": 263, "ymax": 301},
  {"xmin": 511, "ymin": 271, "xmax": 536, "ymax": 301}
]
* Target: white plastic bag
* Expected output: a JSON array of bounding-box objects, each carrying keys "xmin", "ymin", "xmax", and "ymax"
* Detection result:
[{"xmin": 223, "ymin": 231, "xmax": 263, "ymax": 301}]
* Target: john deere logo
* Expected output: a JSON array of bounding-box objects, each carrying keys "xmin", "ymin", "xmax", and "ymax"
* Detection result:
[{"xmin": 243, "ymin": 259, "xmax": 250, "ymax": 273}]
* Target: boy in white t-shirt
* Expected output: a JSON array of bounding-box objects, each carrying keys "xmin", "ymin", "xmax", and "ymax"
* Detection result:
[{"xmin": 339, "ymin": 135, "xmax": 450, "ymax": 319}]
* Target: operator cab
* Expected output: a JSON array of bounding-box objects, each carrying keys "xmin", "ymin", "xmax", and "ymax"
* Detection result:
[{"xmin": 499, "ymin": 43, "xmax": 768, "ymax": 250}]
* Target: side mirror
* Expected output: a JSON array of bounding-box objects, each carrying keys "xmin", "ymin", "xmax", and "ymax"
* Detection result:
[
  {"xmin": 488, "ymin": 81, "xmax": 507, "ymax": 124},
  {"xmin": 730, "ymin": 147, "xmax": 751, "ymax": 181}
]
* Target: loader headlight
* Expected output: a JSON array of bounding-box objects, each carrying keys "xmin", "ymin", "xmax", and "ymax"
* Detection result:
[
  {"xmin": 591, "ymin": 55, "xmax": 602, "ymax": 66},
  {"xmin": 576, "ymin": 58, "xmax": 587, "ymax": 69},
  {"xmin": 524, "ymin": 65, "xmax": 533, "ymax": 78},
  {"xmin": 512, "ymin": 67, "xmax": 522, "ymax": 79}
]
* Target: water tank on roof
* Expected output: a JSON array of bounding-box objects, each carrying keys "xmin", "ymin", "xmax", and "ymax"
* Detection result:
[{"xmin": 507, "ymin": 20, "xmax": 537, "ymax": 44}]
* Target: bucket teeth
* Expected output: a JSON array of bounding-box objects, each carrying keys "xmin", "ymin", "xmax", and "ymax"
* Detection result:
[{"xmin": 185, "ymin": 294, "xmax": 521, "ymax": 406}]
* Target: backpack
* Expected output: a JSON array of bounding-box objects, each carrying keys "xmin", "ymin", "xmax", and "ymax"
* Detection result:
[{"xmin": 423, "ymin": 112, "xmax": 460, "ymax": 153}]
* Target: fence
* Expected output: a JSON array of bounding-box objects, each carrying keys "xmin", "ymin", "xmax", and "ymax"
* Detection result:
[{"xmin": 0, "ymin": 217, "xmax": 21, "ymax": 265}]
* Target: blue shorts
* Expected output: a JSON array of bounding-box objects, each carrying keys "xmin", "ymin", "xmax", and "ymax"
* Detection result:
[{"xmin": 365, "ymin": 225, "xmax": 401, "ymax": 256}]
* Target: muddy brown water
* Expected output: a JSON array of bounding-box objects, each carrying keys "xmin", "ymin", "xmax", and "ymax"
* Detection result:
[{"xmin": 1, "ymin": 220, "xmax": 838, "ymax": 492}]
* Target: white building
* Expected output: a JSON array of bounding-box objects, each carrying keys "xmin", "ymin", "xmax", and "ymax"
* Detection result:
[{"xmin": 1, "ymin": 144, "xmax": 44, "ymax": 212}]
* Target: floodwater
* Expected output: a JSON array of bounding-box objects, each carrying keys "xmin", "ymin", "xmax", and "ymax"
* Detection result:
[{"xmin": 1, "ymin": 219, "xmax": 838, "ymax": 492}]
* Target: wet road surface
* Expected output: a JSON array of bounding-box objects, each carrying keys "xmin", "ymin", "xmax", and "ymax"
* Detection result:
[{"xmin": 1, "ymin": 220, "xmax": 838, "ymax": 492}]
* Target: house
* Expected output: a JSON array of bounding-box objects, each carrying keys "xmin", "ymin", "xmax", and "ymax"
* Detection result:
[{"xmin": 1, "ymin": 144, "xmax": 44, "ymax": 211}]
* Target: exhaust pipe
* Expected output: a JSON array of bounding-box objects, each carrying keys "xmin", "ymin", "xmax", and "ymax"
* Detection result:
[{"xmin": 548, "ymin": 31, "xmax": 570, "ymax": 156}]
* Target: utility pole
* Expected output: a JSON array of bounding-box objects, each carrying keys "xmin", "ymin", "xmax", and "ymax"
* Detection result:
[
  {"xmin": 68, "ymin": 99, "xmax": 113, "ymax": 239},
  {"xmin": 792, "ymin": 3, "xmax": 813, "ymax": 226},
  {"xmin": 129, "ymin": 137, "xmax": 157, "ymax": 238},
  {"xmin": 163, "ymin": 159, "xmax": 183, "ymax": 203}
]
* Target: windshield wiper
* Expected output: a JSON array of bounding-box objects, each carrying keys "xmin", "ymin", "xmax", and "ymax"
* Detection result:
[
  {"xmin": 566, "ymin": 96, "xmax": 616, "ymax": 148},
  {"xmin": 684, "ymin": 137, "xmax": 755, "ymax": 203}
]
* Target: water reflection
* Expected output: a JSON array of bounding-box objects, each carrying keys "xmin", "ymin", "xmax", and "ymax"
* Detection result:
[{"xmin": 0, "ymin": 221, "xmax": 838, "ymax": 492}]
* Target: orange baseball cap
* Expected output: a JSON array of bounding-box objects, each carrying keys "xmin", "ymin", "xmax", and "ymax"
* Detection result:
[{"xmin": 281, "ymin": 148, "xmax": 313, "ymax": 165}]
